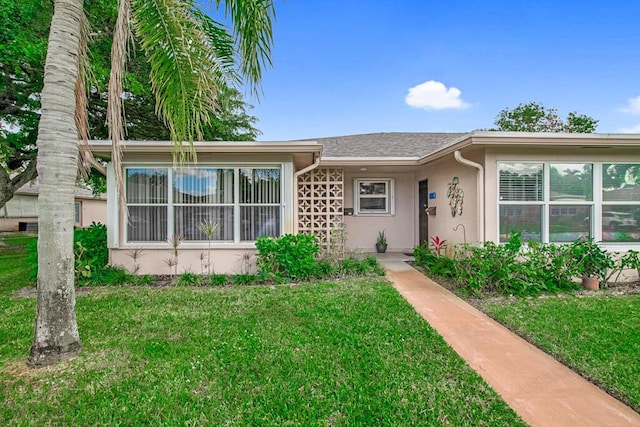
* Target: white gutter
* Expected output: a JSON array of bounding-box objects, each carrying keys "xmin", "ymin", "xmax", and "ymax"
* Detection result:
[
  {"xmin": 292, "ymin": 154, "xmax": 321, "ymax": 233},
  {"xmin": 454, "ymin": 150, "xmax": 484, "ymax": 243}
]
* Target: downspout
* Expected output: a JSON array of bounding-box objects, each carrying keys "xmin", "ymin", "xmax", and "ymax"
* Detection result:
[
  {"xmin": 454, "ymin": 150, "xmax": 484, "ymax": 243},
  {"xmin": 292, "ymin": 154, "xmax": 320, "ymax": 234}
]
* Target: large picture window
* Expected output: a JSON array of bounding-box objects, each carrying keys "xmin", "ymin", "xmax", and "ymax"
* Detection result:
[
  {"xmin": 498, "ymin": 162, "xmax": 640, "ymax": 244},
  {"xmin": 602, "ymin": 163, "xmax": 640, "ymax": 242},
  {"xmin": 125, "ymin": 166, "xmax": 281, "ymax": 243},
  {"xmin": 355, "ymin": 179, "xmax": 394, "ymax": 215}
]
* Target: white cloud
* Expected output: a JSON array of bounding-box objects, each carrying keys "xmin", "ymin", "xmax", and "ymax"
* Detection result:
[
  {"xmin": 620, "ymin": 95, "xmax": 640, "ymax": 115},
  {"xmin": 618, "ymin": 123, "xmax": 640, "ymax": 133},
  {"xmin": 405, "ymin": 80, "xmax": 469, "ymax": 110}
]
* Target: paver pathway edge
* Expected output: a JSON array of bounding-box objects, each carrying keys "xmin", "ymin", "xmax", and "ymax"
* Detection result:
[{"xmin": 385, "ymin": 266, "xmax": 640, "ymax": 427}]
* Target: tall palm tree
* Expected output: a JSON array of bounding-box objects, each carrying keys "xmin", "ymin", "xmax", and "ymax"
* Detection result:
[
  {"xmin": 29, "ymin": 0, "xmax": 274, "ymax": 367},
  {"xmin": 28, "ymin": 0, "xmax": 84, "ymax": 367}
]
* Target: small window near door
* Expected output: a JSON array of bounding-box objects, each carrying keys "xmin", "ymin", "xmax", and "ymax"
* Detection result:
[
  {"xmin": 354, "ymin": 179, "xmax": 394, "ymax": 215},
  {"xmin": 74, "ymin": 201, "xmax": 81, "ymax": 225}
]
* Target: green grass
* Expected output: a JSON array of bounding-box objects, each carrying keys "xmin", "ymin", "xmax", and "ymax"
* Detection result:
[
  {"xmin": 483, "ymin": 295, "xmax": 640, "ymax": 411},
  {"xmin": 0, "ymin": 233, "xmax": 36, "ymax": 296},
  {"xmin": 0, "ymin": 234, "xmax": 524, "ymax": 426}
]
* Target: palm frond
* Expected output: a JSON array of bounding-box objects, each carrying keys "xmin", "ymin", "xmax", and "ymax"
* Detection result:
[
  {"xmin": 132, "ymin": 0, "xmax": 233, "ymax": 163},
  {"xmin": 76, "ymin": 10, "xmax": 94, "ymax": 179},
  {"xmin": 108, "ymin": 0, "xmax": 133, "ymax": 217},
  {"xmin": 217, "ymin": 0, "xmax": 275, "ymax": 97},
  {"xmin": 189, "ymin": 7, "xmax": 240, "ymax": 88}
]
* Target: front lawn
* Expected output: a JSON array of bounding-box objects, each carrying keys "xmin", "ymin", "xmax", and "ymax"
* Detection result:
[
  {"xmin": 0, "ymin": 234, "xmax": 523, "ymax": 426},
  {"xmin": 482, "ymin": 295, "xmax": 640, "ymax": 412},
  {"xmin": 0, "ymin": 233, "xmax": 35, "ymax": 296}
]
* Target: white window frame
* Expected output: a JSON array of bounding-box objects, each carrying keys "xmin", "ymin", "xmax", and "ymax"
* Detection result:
[
  {"xmin": 497, "ymin": 161, "xmax": 640, "ymax": 246},
  {"xmin": 123, "ymin": 164, "xmax": 284, "ymax": 245},
  {"xmin": 354, "ymin": 178, "xmax": 395, "ymax": 216}
]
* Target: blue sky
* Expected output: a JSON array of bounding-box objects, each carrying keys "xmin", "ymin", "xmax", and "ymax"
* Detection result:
[{"xmin": 240, "ymin": 0, "xmax": 640, "ymax": 141}]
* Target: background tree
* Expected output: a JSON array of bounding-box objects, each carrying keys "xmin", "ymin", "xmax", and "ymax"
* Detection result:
[
  {"xmin": 29, "ymin": 0, "xmax": 274, "ymax": 367},
  {"xmin": 0, "ymin": 0, "xmax": 262, "ymax": 210},
  {"xmin": 493, "ymin": 102, "xmax": 598, "ymax": 133},
  {"xmin": 0, "ymin": 0, "xmax": 51, "ymax": 208}
]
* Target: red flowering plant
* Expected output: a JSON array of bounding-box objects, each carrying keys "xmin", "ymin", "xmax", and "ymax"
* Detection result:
[{"xmin": 430, "ymin": 236, "xmax": 447, "ymax": 256}]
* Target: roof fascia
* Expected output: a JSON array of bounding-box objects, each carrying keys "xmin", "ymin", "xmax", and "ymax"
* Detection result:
[
  {"xmin": 417, "ymin": 134, "xmax": 474, "ymax": 165},
  {"xmin": 89, "ymin": 140, "xmax": 323, "ymax": 157},
  {"xmin": 417, "ymin": 132, "xmax": 640, "ymax": 164},
  {"xmin": 468, "ymin": 131, "xmax": 640, "ymax": 146}
]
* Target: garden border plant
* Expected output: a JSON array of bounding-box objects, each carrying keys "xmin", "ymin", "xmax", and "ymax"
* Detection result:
[
  {"xmin": 413, "ymin": 232, "xmax": 638, "ymax": 297},
  {"xmin": 26, "ymin": 227, "xmax": 385, "ymax": 288},
  {"xmin": 255, "ymin": 233, "xmax": 385, "ymax": 284}
]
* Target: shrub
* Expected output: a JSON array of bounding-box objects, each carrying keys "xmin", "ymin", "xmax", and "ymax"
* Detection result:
[
  {"xmin": 414, "ymin": 232, "xmax": 634, "ymax": 297},
  {"xmin": 232, "ymin": 273, "xmax": 260, "ymax": 286},
  {"xmin": 413, "ymin": 241, "xmax": 438, "ymax": 270},
  {"xmin": 314, "ymin": 260, "xmax": 336, "ymax": 278},
  {"xmin": 338, "ymin": 256, "xmax": 385, "ymax": 277},
  {"xmin": 620, "ymin": 250, "xmax": 640, "ymax": 280},
  {"xmin": 85, "ymin": 266, "xmax": 133, "ymax": 286},
  {"xmin": 255, "ymin": 234, "xmax": 319, "ymax": 282},
  {"xmin": 570, "ymin": 237, "xmax": 615, "ymax": 284},
  {"xmin": 521, "ymin": 241, "xmax": 580, "ymax": 293},
  {"xmin": 414, "ymin": 240, "xmax": 456, "ymax": 279},
  {"xmin": 173, "ymin": 271, "xmax": 202, "ymax": 287},
  {"xmin": 209, "ymin": 274, "xmax": 229, "ymax": 286},
  {"xmin": 454, "ymin": 233, "xmax": 524, "ymax": 296},
  {"xmin": 134, "ymin": 274, "xmax": 156, "ymax": 286},
  {"xmin": 27, "ymin": 222, "xmax": 109, "ymax": 283},
  {"xmin": 430, "ymin": 256, "xmax": 457, "ymax": 279}
]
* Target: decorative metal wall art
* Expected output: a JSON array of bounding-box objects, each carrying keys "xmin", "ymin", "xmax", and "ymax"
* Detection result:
[{"xmin": 447, "ymin": 176, "xmax": 464, "ymax": 217}]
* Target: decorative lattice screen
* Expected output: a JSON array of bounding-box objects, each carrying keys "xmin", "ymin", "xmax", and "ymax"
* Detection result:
[{"xmin": 297, "ymin": 168, "xmax": 344, "ymax": 248}]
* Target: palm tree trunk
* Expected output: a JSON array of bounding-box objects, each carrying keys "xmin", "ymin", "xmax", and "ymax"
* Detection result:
[{"xmin": 28, "ymin": 0, "xmax": 84, "ymax": 367}]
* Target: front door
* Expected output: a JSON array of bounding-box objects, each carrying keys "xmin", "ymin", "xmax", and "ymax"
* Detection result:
[{"xmin": 418, "ymin": 179, "xmax": 428, "ymax": 245}]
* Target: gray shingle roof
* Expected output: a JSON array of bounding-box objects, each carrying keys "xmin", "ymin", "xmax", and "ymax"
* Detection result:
[{"xmin": 301, "ymin": 132, "xmax": 468, "ymax": 158}]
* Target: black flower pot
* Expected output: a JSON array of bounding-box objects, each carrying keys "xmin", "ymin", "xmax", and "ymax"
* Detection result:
[{"xmin": 376, "ymin": 243, "xmax": 387, "ymax": 253}]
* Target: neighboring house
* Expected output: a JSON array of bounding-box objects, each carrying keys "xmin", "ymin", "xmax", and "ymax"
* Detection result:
[
  {"xmin": 0, "ymin": 181, "xmax": 107, "ymax": 231},
  {"xmin": 90, "ymin": 132, "xmax": 640, "ymax": 275}
]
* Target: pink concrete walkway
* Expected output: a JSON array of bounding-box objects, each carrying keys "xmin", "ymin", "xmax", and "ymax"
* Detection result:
[{"xmin": 385, "ymin": 263, "xmax": 640, "ymax": 427}]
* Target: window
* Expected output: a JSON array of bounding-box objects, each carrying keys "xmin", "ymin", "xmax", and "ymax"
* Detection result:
[
  {"xmin": 498, "ymin": 163, "xmax": 543, "ymax": 242},
  {"xmin": 74, "ymin": 202, "xmax": 81, "ymax": 224},
  {"xmin": 498, "ymin": 162, "xmax": 640, "ymax": 244},
  {"xmin": 239, "ymin": 168, "xmax": 281, "ymax": 241},
  {"xmin": 355, "ymin": 179, "xmax": 394, "ymax": 215},
  {"xmin": 602, "ymin": 163, "xmax": 640, "ymax": 242},
  {"xmin": 125, "ymin": 166, "xmax": 282, "ymax": 243},
  {"xmin": 173, "ymin": 168, "xmax": 234, "ymax": 241},
  {"xmin": 548, "ymin": 163, "xmax": 592, "ymax": 242}
]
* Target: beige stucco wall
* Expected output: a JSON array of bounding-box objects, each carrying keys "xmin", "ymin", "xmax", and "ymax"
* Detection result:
[
  {"xmin": 78, "ymin": 198, "xmax": 107, "ymax": 227},
  {"xmin": 0, "ymin": 217, "xmax": 37, "ymax": 231},
  {"xmin": 0, "ymin": 194, "xmax": 39, "ymax": 230},
  {"xmin": 110, "ymin": 247, "xmax": 257, "ymax": 275},
  {"xmin": 415, "ymin": 151, "xmax": 483, "ymax": 248},
  {"xmin": 342, "ymin": 169, "xmax": 416, "ymax": 252},
  {"xmin": 0, "ymin": 194, "xmax": 105, "ymax": 231}
]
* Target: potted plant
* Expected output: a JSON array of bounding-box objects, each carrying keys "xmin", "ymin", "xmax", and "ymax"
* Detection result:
[
  {"xmin": 571, "ymin": 237, "xmax": 613, "ymax": 290},
  {"xmin": 376, "ymin": 230, "xmax": 388, "ymax": 253}
]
